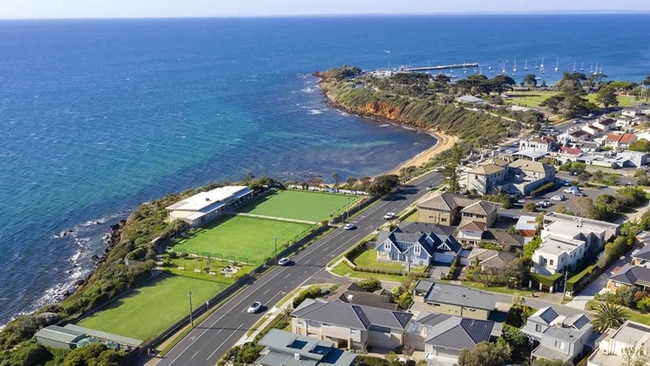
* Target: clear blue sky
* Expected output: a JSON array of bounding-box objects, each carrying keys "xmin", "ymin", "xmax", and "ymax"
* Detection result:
[{"xmin": 1, "ymin": 0, "xmax": 649, "ymax": 19}]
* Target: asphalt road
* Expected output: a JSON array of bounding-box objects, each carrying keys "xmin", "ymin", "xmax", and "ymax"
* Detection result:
[{"xmin": 155, "ymin": 172, "xmax": 445, "ymax": 366}]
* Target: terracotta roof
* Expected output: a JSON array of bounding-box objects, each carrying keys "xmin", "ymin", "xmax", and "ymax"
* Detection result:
[
  {"xmin": 559, "ymin": 146, "xmax": 582, "ymax": 155},
  {"xmin": 607, "ymin": 132, "xmax": 636, "ymax": 144},
  {"xmin": 530, "ymin": 136, "xmax": 556, "ymax": 144},
  {"xmin": 458, "ymin": 221, "xmax": 486, "ymax": 232}
]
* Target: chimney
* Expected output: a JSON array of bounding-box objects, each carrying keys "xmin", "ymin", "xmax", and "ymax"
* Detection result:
[
  {"xmin": 294, "ymin": 353, "xmax": 301, "ymax": 360},
  {"xmin": 347, "ymin": 294, "xmax": 354, "ymax": 301}
]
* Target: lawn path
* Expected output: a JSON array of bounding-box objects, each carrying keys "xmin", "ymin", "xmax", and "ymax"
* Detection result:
[{"xmin": 232, "ymin": 212, "xmax": 317, "ymax": 225}]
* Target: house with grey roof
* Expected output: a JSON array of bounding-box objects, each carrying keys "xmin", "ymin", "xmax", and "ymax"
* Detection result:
[
  {"xmin": 375, "ymin": 223, "xmax": 463, "ymax": 265},
  {"xmin": 504, "ymin": 159, "xmax": 556, "ymax": 196},
  {"xmin": 632, "ymin": 244, "xmax": 650, "ymax": 267},
  {"xmin": 417, "ymin": 192, "xmax": 498, "ymax": 227},
  {"xmin": 328, "ymin": 283, "xmax": 398, "ymax": 311},
  {"xmin": 291, "ymin": 299, "xmax": 413, "ymax": 351},
  {"xmin": 607, "ymin": 264, "xmax": 650, "ymax": 292},
  {"xmin": 256, "ymin": 329, "xmax": 356, "ymax": 366},
  {"xmin": 466, "ymin": 161, "xmax": 508, "ymax": 195},
  {"xmin": 467, "ymin": 248, "xmax": 516, "ymax": 273},
  {"xmin": 588, "ymin": 320, "xmax": 650, "ymax": 366},
  {"xmin": 521, "ymin": 306, "xmax": 593, "ymax": 364},
  {"xmin": 412, "ymin": 280, "xmax": 496, "ymax": 320},
  {"xmin": 404, "ymin": 312, "xmax": 495, "ymax": 366}
]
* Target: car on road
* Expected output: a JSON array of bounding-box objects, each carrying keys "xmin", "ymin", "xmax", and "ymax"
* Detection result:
[
  {"xmin": 277, "ymin": 257, "xmax": 292, "ymax": 266},
  {"xmin": 426, "ymin": 185, "xmax": 435, "ymax": 191},
  {"xmin": 536, "ymin": 201, "xmax": 551, "ymax": 208},
  {"xmin": 343, "ymin": 223, "xmax": 356, "ymax": 230},
  {"xmin": 247, "ymin": 301, "xmax": 262, "ymax": 314},
  {"xmin": 383, "ymin": 212, "xmax": 396, "ymax": 220},
  {"xmin": 550, "ymin": 194, "xmax": 566, "ymax": 201},
  {"xmin": 434, "ymin": 167, "xmax": 444, "ymax": 172}
]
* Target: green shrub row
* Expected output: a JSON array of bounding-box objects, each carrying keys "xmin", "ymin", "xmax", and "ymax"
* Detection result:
[
  {"xmin": 566, "ymin": 264, "xmax": 599, "ymax": 292},
  {"xmin": 530, "ymin": 182, "xmax": 557, "ymax": 198}
]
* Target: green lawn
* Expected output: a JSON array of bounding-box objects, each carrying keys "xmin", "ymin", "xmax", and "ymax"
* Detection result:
[
  {"xmin": 506, "ymin": 90, "xmax": 641, "ymax": 108},
  {"xmin": 330, "ymin": 262, "xmax": 406, "ymax": 283},
  {"xmin": 173, "ymin": 215, "xmax": 311, "ymax": 264},
  {"xmin": 353, "ymin": 249, "xmax": 426, "ymax": 272},
  {"xmin": 77, "ymin": 275, "xmax": 223, "ymax": 340},
  {"xmin": 236, "ymin": 190, "xmax": 358, "ymax": 222}
]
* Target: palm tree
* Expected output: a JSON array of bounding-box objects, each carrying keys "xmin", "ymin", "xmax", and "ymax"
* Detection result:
[{"xmin": 592, "ymin": 302, "xmax": 628, "ymax": 332}]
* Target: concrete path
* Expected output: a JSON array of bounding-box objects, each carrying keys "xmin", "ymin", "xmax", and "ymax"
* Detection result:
[{"xmin": 233, "ymin": 212, "xmax": 317, "ymax": 225}]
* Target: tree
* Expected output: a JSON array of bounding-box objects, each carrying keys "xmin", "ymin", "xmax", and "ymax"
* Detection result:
[
  {"xmin": 457, "ymin": 340, "xmax": 511, "ymax": 366},
  {"xmin": 596, "ymin": 85, "xmax": 619, "ymax": 108},
  {"xmin": 523, "ymin": 236, "xmax": 541, "ymax": 259},
  {"xmin": 367, "ymin": 174, "xmax": 399, "ymax": 196},
  {"xmin": 522, "ymin": 73, "xmax": 538, "ymax": 87},
  {"xmin": 622, "ymin": 346, "xmax": 650, "ymax": 366},
  {"xmin": 331, "ymin": 172, "xmax": 340, "ymax": 186},
  {"xmin": 500, "ymin": 325, "xmax": 530, "ymax": 362},
  {"xmin": 502, "ymin": 257, "xmax": 533, "ymax": 288},
  {"xmin": 443, "ymin": 143, "xmax": 463, "ymax": 193},
  {"xmin": 592, "ymin": 302, "xmax": 628, "ymax": 332},
  {"xmin": 629, "ymin": 139, "xmax": 650, "ymax": 153},
  {"xmin": 358, "ymin": 277, "xmax": 382, "ymax": 292}
]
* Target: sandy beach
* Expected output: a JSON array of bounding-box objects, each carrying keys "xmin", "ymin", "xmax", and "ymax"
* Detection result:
[{"xmin": 385, "ymin": 130, "xmax": 458, "ymax": 176}]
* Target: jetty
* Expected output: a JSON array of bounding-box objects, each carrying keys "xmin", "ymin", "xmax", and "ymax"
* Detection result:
[{"xmin": 399, "ymin": 62, "xmax": 479, "ymax": 72}]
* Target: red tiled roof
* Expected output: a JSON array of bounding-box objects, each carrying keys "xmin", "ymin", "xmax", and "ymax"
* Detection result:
[
  {"xmin": 560, "ymin": 147, "xmax": 582, "ymax": 155},
  {"xmin": 619, "ymin": 133, "xmax": 636, "ymax": 144}
]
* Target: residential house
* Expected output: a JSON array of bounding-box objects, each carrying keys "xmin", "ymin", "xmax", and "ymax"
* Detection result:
[
  {"xmin": 375, "ymin": 223, "xmax": 463, "ymax": 265},
  {"xmin": 582, "ymin": 123, "xmax": 605, "ymax": 137},
  {"xmin": 604, "ymin": 132, "xmax": 637, "ymax": 150},
  {"xmin": 559, "ymin": 129, "xmax": 591, "ymax": 144},
  {"xmin": 487, "ymin": 230, "xmax": 526, "ymax": 250},
  {"xmin": 467, "ymin": 248, "xmax": 517, "ymax": 273},
  {"xmin": 466, "ymin": 163, "xmax": 508, "ymax": 195},
  {"xmin": 165, "ymin": 185, "xmax": 253, "ymax": 227},
  {"xmin": 505, "ymin": 159, "xmax": 556, "ymax": 196},
  {"xmin": 412, "ymin": 280, "xmax": 496, "ymax": 320},
  {"xmin": 632, "ymin": 245, "xmax": 650, "ymax": 267},
  {"xmin": 555, "ymin": 146, "xmax": 583, "ymax": 164},
  {"xmin": 588, "ymin": 321, "xmax": 650, "ymax": 366},
  {"xmin": 612, "ymin": 151, "xmax": 647, "ymax": 168},
  {"xmin": 328, "ymin": 283, "xmax": 398, "ymax": 311},
  {"xmin": 593, "ymin": 117, "xmax": 616, "ymax": 131},
  {"xmin": 607, "ymin": 264, "xmax": 650, "ymax": 292},
  {"xmin": 615, "ymin": 115, "xmax": 636, "ymax": 131},
  {"xmin": 291, "ymin": 299, "xmax": 413, "ymax": 351},
  {"xmin": 515, "ymin": 215, "xmax": 538, "ymax": 240},
  {"xmin": 417, "ymin": 192, "xmax": 497, "ymax": 227},
  {"xmin": 455, "ymin": 221, "xmax": 486, "ymax": 246},
  {"xmin": 542, "ymin": 219, "xmax": 608, "ymax": 257},
  {"xmin": 256, "ymin": 329, "xmax": 356, "ymax": 366},
  {"xmin": 521, "ymin": 306, "xmax": 593, "ymax": 364},
  {"xmin": 543, "ymin": 213, "xmax": 619, "ymax": 243},
  {"xmin": 519, "ymin": 136, "xmax": 557, "ymax": 153},
  {"xmin": 622, "ymin": 106, "xmax": 640, "ymax": 118},
  {"xmin": 532, "ymin": 235, "xmax": 586, "ymax": 276},
  {"xmin": 405, "ymin": 312, "xmax": 495, "ymax": 366},
  {"xmin": 637, "ymin": 230, "xmax": 650, "ymax": 246}
]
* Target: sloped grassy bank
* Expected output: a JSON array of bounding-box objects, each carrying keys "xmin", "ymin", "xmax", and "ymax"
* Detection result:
[{"xmin": 314, "ymin": 66, "xmax": 523, "ymax": 147}]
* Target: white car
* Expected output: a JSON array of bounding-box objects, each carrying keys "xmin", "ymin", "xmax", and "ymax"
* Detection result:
[
  {"xmin": 426, "ymin": 185, "xmax": 435, "ymax": 191},
  {"xmin": 550, "ymin": 194, "xmax": 566, "ymax": 201},
  {"xmin": 536, "ymin": 201, "xmax": 551, "ymax": 208},
  {"xmin": 344, "ymin": 223, "xmax": 356, "ymax": 230},
  {"xmin": 383, "ymin": 212, "xmax": 396, "ymax": 220},
  {"xmin": 277, "ymin": 257, "xmax": 292, "ymax": 266},
  {"xmin": 564, "ymin": 187, "xmax": 580, "ymax": 194},
  {"xmin": 247, "ymin": 301, "xmax": 262, "ymax": 314}
]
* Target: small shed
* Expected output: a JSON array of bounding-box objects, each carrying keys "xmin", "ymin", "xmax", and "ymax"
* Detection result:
[{"xmin": 35, "ymin": 325, "xmax": 86, "ymax": 349}]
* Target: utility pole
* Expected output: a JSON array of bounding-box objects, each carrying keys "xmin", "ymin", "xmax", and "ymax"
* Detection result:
[
  {"xmin": 562, "ymin": 269, "xmax": 569, "ymax": 301},
  {"xmin": 274, "ymin": 236, "xmax": 278, "ymax": 261},
  {"xmin": 188, "ymin": 291, "xmax": 194, "ymax": 328}
]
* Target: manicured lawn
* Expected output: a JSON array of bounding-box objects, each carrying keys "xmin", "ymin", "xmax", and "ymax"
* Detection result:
[
  {"xmin": 353, "ymin": 249, "xmax": 427, "ymax": 273},
  {"xmin": 164, "ymin": 256, "xmax": 254, "ymax": 283},
  {"xmin": 330, "ymin": 262, "xmax": 406, "ymax": 283},
  {"xmin": 506, "ymin": 90, "xmax": 560, "ymax": 108},
  {"xmin": 173, "ymin": 215, "xmax": 311, "ymax": 264},
  {"xmin": 236, "ymin": 190, "xmax": 358, "ymax": 222},
  {"xmin": 77, "ymin": 275, "xmax": 223, "ymax": 341}
]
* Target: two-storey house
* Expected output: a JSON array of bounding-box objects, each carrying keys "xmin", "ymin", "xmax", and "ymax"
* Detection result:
[
  {"xmin": 375, "ymin": 223, "xmax": 463, "ymax": 265},
  {"xmin": 588, "ymin": 321, "xmax": 650, "ymax": 366},
  {"xmin": 522, "ymin": 306, "xmax": 593, "ymax": 364},
  {"xmin": 412, "ymin": 280, "xmax": 496, "ymax": 320},
  {"xmin": 417, "ymin": 192, "xmax": 497, "ymax": 227}
]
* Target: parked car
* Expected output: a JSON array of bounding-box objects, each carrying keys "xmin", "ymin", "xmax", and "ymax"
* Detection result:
[
  {"xmin": 564, "ymin": 186, "xmax": 580, "ymax": 194},
  {"xmin": 383, "ymin": 212, "xmax": 396, "ymax": 220},
  {"xmin": 426, "ymin": 185, "xmax": 435, "ymax": 191},
  {"xmin": 550, "ymin": 194, "xmax": 566, "ymax": 201},
  {"xmin": 247, "ymin": 301, "xmax": 262, "ymax": 314},
  {"xmin": 536, "ymin": 201, "xmax": 552, "ymax": 208},
  {"xmin": 277, "ymin": 257, "xmax": 292, "ymax": 266},
  {"xmin": 344, "ymin": 223, "xmax": 356, "ymax": 230},
  {"xmin": 574, "ymin": 192, "xmax": 587, "ymax": 197}
]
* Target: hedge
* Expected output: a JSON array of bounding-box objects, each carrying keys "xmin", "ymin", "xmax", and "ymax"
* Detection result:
[
  {"xmin": 566, "ymin": 264, "xmax": 599, "ymax": 292},
  {"xmin": 530, "ymin": 272, "xmax": 563, "ymax": 287},
  {"xmin": 530, "ymin": 182, "xmax": 557, "ymax": 198}
]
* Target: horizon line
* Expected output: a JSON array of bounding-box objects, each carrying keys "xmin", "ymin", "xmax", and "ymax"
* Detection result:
[{"xmin": 1, "ymin": 10, "xmax": 649, "ymax": 21}]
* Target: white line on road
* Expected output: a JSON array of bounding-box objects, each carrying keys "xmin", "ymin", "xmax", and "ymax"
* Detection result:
[{"xmin": 207, "ymin": 323, "xmax": 244, "ymax": 361}]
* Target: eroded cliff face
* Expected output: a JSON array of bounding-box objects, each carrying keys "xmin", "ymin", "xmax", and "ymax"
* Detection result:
[{"xmin": 329, "ymin": 97, "xmax": 428, "ymax": 130}]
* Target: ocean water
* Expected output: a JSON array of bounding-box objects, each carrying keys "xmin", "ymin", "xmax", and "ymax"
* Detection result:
[{"xmin": 0, "ymin": 14, "xmax": 649, "ymax": 326}]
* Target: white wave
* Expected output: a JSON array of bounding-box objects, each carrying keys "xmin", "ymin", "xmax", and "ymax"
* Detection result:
[
  {"xmin": 379, "ymin": 124, "xmax": 390, "ymax": 127},
  {"xmin": 301, "ymin": 87, "xmax": 315, "ymax": 94},
  {"xmin": 307, "ymin": 109, "xmax": 324, "ymax": 115}
]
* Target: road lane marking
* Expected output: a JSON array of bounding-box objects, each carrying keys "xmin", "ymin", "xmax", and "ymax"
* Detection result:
[{"xmin": 207, "ymin": 323, "xmax": 244, "ymax": 361}]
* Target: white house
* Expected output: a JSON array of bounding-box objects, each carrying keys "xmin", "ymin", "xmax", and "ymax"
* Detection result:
[
  {"xmin": 522, "ymin": 306, "xmax": 593, "ymax": 364},
  {"xmin": 533, "ymin": 235, "xmax": 586, "ymax": 275},
  {"xmin": 588, "ymin": 321, "xmax": 650, "ymax": 366},
  {"xmin": 165, "ymin": 186, "xmax": 253, "ymax": 226},
  {"xmin": 519, "ymin": 136, "xmax": 557, "ymax": 153},
  {"xmin": 593, "ymin": 117, "xmax": 616, "ymax": 131}
]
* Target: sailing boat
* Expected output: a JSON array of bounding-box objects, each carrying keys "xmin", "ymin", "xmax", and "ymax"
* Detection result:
[
  {"xmin": 512, "ymin": 58, "xmax": 517, "ymax": 74},
  {"xmin": 554, "ymin": 58, "xmax": 559, "ymax": 72},
  {"xmin": 524, "ymin": 58, "xmax": 528, "ymax": 70},
  {"xmin": 593, "ymin": 62, "xmax": 599, "ymax": 75},
  {"xmin": 580, "ymin": 62, "xmax": 584, "ymax": 71},
  {"xmin": 539, "ymin": 57, "xmax": 545, "ymax": 73},
  {"xmin": 572, "ymin": 62, "xmax": 577, "ymax": 72}
]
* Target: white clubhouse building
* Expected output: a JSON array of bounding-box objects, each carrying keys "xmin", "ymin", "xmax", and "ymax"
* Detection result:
[{"xmin": 165, "ymin": 186, "xmax": 253, "ymax": 227}]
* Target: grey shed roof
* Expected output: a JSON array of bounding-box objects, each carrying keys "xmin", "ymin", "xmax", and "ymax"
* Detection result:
[
  {"xmin": 257, "ymin": 329, "xmax": 356, "ymax": 366},
  {"xmin": 415, "ymin": 312, "xmax": 494, "ymax": 350},
  {"xmin": 633, "ymin": 244, "xmax": 650, "ymax": 262},
  {"xmin": 35, "ymin": 325, "xmax": 86, "ymax": 344},
  {"xmin": 418, "ymin": 281, "xmax": 496, "ymax": 311},
  {"xmin": 64, "ymin": 324, "xmax": 142, "ymax": 348},
  {"xmin": 292, "ymin": 299, "xmax": 412, "ymax": 331}
]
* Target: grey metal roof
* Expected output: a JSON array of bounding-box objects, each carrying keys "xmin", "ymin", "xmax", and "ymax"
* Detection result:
[
  {"xmin": 257, "ymin": 329, "xmax": 355, "ymax": 366},
  {"xmin": 633, "ymin": 244, "xmax": 650, "ymax": 261},
  {"xmin": 529, "ymin": 306, "xmax": 560, "ymax": 325},
  {"xmin": 609, "ymin": 264, "xmax": 650, "ymax": 287},
  {"xmin": 291, "ymin": 299, "xmax": 412, "ymax": 331},
  {"xmin": 531, "ymin": 345, "xmax": 572, "ymax": 362},
  {"xmin": 35, "ymin": 325, "xmax": 85, "ymax": 344},
  {"xmin": 420, "ymin": 282, "xmax": 496, "ymax": 311},
  {"xmin": 64, "ymin": 324, "xmax": 142, "ymax": 348},
  {"xmin": 415, "ymin": 313, "xmax": 494, "ymax": 350}
]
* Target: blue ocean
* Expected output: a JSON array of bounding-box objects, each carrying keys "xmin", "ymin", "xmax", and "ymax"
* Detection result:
[{"xmin": 0, "ymin": 14, "xmax": 649, "ymax": 326}]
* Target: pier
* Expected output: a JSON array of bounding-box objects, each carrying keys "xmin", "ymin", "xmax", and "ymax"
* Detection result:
[{"xmin": 399, "ymin": 63, "xmax": 479, "ymax": 72}]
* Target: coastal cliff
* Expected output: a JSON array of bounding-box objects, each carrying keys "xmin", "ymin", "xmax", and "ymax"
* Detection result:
[{"xmin": 314, "ymin": 66, "xmax": 523, "ymax": 146}]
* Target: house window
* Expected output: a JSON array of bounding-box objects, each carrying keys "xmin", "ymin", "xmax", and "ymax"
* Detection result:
[
  {"xmin": 414, "ymin": 246, "xmax": 421, "ymax": 254},
  {"xmin": 549, "ymin": 259, "xmax": 554, "ymax": 266},
  {"xmin": 384, "ymin": 242, "xmax": 391, "ymax": 250},
  {"xmin": 535, "ymin": 324, "xmax": 542, "ymax": 332},
  {"xmin": 441, "ymin": 218, "xmax": 447, "ymax": 222}
]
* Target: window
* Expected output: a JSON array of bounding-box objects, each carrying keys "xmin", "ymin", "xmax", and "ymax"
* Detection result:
[
  {"xmin": 384, "ymin": 242, "xmax": 391, "ymax": 250},
  {"xmin": 414, "ymin": 246, "xmax": 421, "ymax": 254},
  {"xmin": 441, "ymin": 218, "xmax": 447, "ymax": 222},
  {"xmin": 549, "ymin": 259, "xmax": 554, "ymax": 266},
  {"xmin": 535, "ymin": 324, "xmax": 542, "ymax": 332}
]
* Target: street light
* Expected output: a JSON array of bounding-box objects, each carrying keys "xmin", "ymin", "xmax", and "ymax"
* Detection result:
[
  {"xmin": 188, "ymin": 291, "xmax": 194, "ymax": 328},
  {"xmin": 273, "ymin": 236, "xmax": 277, "ymax": 261}
]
